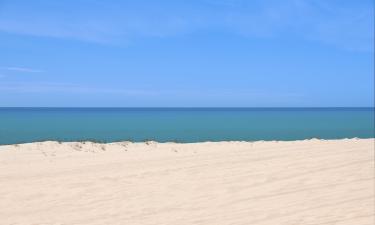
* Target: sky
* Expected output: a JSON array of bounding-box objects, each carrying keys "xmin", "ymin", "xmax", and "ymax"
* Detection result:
[{"xmin": 0, "ymin": 0, "xmax": 373, "ymax": 107}]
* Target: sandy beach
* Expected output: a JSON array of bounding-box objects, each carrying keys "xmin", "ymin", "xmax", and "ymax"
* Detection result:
[{"xmin": 0, "ymin": 138, "xmax": 373, "ymax": 225}]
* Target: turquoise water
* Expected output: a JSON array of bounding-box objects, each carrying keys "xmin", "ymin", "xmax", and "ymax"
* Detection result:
[{"xmin": 0, "ymin": 108, "xmax": 373, "ymax": 145}]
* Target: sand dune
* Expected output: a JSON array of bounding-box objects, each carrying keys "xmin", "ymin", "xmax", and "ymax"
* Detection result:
[{"xmin": 0, "ymin": 139, "xmax": 373, "ymax": 225}]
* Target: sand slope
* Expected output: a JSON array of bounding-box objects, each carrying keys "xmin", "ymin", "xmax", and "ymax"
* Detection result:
[{"xmin": 0, "ymin": 139, "xmax": 374, "ymax": 225}]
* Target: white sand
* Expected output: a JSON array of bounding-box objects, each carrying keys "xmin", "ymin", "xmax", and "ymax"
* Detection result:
[{"xmin": 0, "ymin": 138, "xmax": 373, "ymax": 225}]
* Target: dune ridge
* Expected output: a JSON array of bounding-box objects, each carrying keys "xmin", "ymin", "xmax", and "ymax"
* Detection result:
[{"xmin": 0, "ymin": 138, "xmax": 374, "ymax": 225}]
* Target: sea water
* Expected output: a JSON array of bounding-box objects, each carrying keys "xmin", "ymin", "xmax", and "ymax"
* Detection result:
[{"xmin": 0, "ymin": 108, "xmax": 373, "ymax": 145}]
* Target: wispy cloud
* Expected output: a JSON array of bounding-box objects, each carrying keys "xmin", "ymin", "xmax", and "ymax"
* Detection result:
[
  {"xmin": 4, "ymin": 67, "xmax": 43, "ymax": 73},
  {"xmin": 0, "ymin": 82, "xmax": 157, "ymax": 96},
  {"xmin": 0, "ymin": 82, "xmax": 301, "ymax": 99},
  {"xmin": 0, "ymin": 0, "xmax": 372, "ymax": 51}
]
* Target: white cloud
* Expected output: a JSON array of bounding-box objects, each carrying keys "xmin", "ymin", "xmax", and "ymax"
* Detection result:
[
  {"xmin": 0, "ymin": 81, "xmax": 307, "ymax": 106},
  {"xmin": 5, "ymin": 67, "xmax": 43, "ymax": 73},
  {"xmin": 0, "ymin": 0, "xmax": 372, "ymax": 51},
  {"xmin": 0, "ymin": 82, "xmax": 157, "ymax": 96},
  {"xmin": 0, "ymin": 82, "xmax": 302, "ymax": 100}
]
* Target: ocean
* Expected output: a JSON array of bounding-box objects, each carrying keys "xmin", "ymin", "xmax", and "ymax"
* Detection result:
[{"xmin": 0, "ymin": 107, "xmax": 373, "ymax": 145}]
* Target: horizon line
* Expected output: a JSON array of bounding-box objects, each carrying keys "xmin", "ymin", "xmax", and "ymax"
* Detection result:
[{"xmin": 0, "ymin": 106, "xmax": 374, "ymax": 109}]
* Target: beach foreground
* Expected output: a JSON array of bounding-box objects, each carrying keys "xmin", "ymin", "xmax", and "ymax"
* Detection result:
[{"xmin": 0, "ymin": 139, "xmax": 373, "ymax": 225}]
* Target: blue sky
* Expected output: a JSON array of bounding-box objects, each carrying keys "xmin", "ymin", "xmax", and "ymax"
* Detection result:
[{"xmin": 0, "ymin": 0, "xmax": 373, "ymax": 107}]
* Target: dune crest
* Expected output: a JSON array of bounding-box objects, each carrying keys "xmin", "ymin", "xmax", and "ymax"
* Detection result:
[{"xmin": 0, "ymin": 139, "xmax": 374, "ymax": 225}]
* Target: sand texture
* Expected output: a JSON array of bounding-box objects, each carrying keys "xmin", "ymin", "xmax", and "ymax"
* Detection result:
[{"xmin": 0, "ymin": 138, "xmax": 374, "ymax": 225}]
